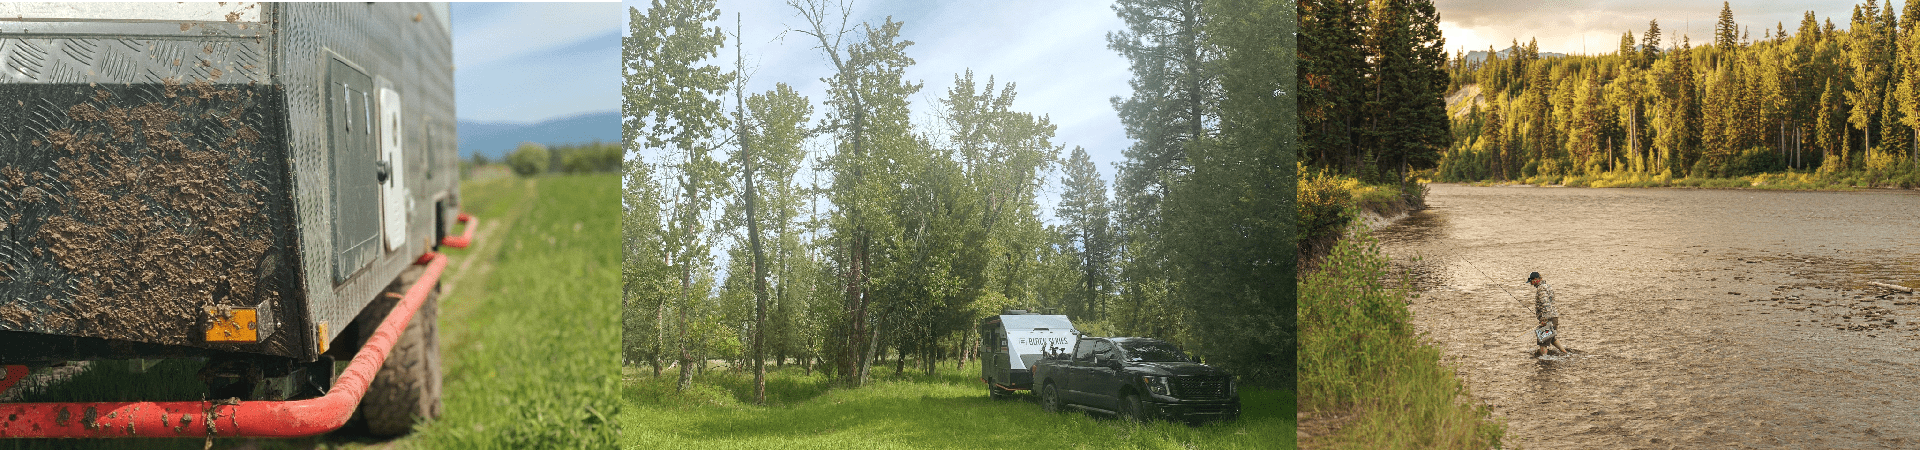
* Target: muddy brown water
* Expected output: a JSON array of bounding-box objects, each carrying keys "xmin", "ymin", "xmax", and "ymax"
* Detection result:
[{"xmin": 1374, "ymin": 184, "xmax": 1920, "ymax": 449}]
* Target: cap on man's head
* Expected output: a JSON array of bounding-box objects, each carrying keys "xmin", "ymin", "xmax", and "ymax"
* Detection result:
[{"xmin": 1528, "ymin": 272, "xmax": 1542, "ymax": 282}]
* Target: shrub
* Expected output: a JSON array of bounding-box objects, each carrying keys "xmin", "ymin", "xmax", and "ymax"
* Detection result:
[
  {"xmin": 1297, "ymin": 164, "xmax": 1353, "ymax": 245},
  {"xmin": 508, "ymin": 142, "xmax": 551, "ymax": 176},
  {"xmin": 557, "ymin": 141, "xmax": 624, "ymax": 173}
]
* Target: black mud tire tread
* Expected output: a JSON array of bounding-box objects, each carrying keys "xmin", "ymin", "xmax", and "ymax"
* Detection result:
[
  {"xmin": 359, "ymin": 291, "xmax": 444, "ymax": 437},
  {"xmin": 1041, "ymin": 383, "xmax": 1061, "ymax": 413},
  {"xmin": 1121, "ymin": 392, "xmax": 1145, "ymax": 423}
]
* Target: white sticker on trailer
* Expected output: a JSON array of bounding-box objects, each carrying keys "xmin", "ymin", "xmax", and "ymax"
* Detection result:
[
  {"xmin": 379, "ymin": 87, "xmax": 409, "ymax": 251},
  {"xmin": 0, "ymin": 3, "xmax": 262, "ymax": 22}
]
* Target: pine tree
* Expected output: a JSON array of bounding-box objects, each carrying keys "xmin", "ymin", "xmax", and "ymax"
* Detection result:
[
  {"xmin": 1850, "ymin": 1, "xmax": 1889, "ymax": 156},
  {"xmin": 1620, "ymin": 31, "xmax": 1638, "ymax": 67},
  {"xmin": 1715, "ymin": 2, "xmax": 1739, "ymax": 50},
  {"xmin": 1643, "ymin": 19, "xmax": 1665, "ymax": 61},
  {"xmin": 1057, "ymin": 146, "xmax": 1113, "ymax": 322},
  {"xmin": 1818, "ymin": 78, "xmax": 1846, "ymax": 170}
]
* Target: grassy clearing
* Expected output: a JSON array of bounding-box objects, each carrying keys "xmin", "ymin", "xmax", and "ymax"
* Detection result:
[
  {"xmin": 0, "ymin": 174, "xmax": 619, "ymax": 449},
  {"xmin": 1296, "ymin": 227, "xmax": 1503, "ymax": 449},
  {"xmin": 623, "ymin": 362, "xmax": 1291, "ymax": 449},
  {"xmin": 401, "ymin": 174, "xmax": 620, "ymax": 449}
]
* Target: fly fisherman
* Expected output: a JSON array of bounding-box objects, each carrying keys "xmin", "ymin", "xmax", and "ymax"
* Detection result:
[{"xmin": 1529, "ymin": 272, "xmax": 1569, "ymax": 357}]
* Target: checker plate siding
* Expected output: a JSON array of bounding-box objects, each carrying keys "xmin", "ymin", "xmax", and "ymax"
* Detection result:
[{"xmin": 277, "ymin": 3, "xmax": 456, "ymax": 353}]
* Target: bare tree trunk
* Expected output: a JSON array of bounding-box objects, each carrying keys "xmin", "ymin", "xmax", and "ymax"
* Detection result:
[
  {"xmin": 651, "ymin": 300, "xmax": 666, "ymax": 377},
  {"xmin": 677, "ymin": 269, "xmax": 694, "ymax": 391},
  {"xmin": 733, "ymin": 14, "xmax": 772, "ymax": 407},
  {"xmin": 859, "ymin": 318, "xmax": 881, "ymax": 386},
  {"xmin": 895, "ymin": 342, "xmax": 907, "ymax": 376}
]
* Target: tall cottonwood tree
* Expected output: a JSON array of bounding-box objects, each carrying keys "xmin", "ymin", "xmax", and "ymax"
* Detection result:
[
  {"xmin": 622, "ymin": 157, "xmax": 670, "ymax": 371},
  {"xmin": 793, "ymin": 0, "xmax": 924, "ymax": 386},
  {"xmin": 624, "ymin": 0, "xmax": 732, "ymax": 391},
  {"xmin": 741, "ymin": 84, "xmax": 815, "ymax": 374}
]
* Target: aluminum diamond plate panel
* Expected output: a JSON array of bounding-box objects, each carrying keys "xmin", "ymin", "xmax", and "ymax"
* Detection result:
[{"xmin": 0, "ymin": 2, "xmax": 457, "ymax": 363}]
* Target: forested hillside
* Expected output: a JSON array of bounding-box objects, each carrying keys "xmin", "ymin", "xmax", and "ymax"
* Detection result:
[{"xmin": 1434, "ymin": 1, "xmax": 1920, "ymax": 187}]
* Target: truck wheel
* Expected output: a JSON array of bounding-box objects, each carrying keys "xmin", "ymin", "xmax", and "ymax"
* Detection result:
[
  {"xmin": 1120, "ymin": 392, "xmax": 1145, "ymax": 423},
  {"xmin": 359, "ymin": 291, "xmax": 444, "ymax": 436},
  {"xmin": 1041, "ymin": 383, "xmax": 1061, "ymax": 413}
]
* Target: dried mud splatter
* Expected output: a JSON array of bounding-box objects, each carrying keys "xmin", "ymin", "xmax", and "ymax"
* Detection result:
[{"xmin": 1, "ymin": 82, "xmax": 281, "ymax": 346}]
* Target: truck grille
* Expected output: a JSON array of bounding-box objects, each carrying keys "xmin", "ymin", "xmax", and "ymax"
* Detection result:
[{"xmin": 1172, "ymin": 377, "xmax": 1230, "ymax": 400}]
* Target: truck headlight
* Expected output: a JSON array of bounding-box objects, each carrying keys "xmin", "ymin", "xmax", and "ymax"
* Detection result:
[
  {"xmin": 1144, "ymin": 376, "xmax": 1172, "ymax": 397},
  {"xmin": 1227, "ymin": 377, "xmax": 1238, "ymax": 398}
]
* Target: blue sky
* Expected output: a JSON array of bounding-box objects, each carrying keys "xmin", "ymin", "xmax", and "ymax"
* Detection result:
[
  {"xmin": 624, "ymin": 0, "xmax": 1133, "ymax": 222},
  {"xmin": 454, "ymin": 2, "xmax": 622, "ymax": 125}
]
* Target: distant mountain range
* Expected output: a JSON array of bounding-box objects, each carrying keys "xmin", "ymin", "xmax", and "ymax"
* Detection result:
[
  {"xmin": 1462, "ymin": 47, "xmax": 1569, "ymax": 64},
  {"xmin": 457, "ymin": 110, "xmax": 619, "ymax": 158}
]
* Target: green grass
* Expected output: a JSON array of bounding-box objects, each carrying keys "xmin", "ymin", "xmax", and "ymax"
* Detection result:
[
  {"xmin": 1297, "ymin": 227, "xmax": 1504, "ymax": 449},
  {"xmin": 0, "ymin": 174, "xmax": 620, "ymax": 449},
  {"xmin": 623, "ymin": 363, "xmax": 1292, "ymax": 449},
  {"xmin": 402, "ymin": 174, "xmax": 620, "ymax": 449}
]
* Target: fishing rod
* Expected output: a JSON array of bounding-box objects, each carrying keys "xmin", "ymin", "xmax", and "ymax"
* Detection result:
[
  {"xmin": 1461, "ymin": 258, "xmax": 1526, "ymax": 306},
  {"xmin": 1460, "ymin": 259, "xmax": 1550, "ymax": 339}
]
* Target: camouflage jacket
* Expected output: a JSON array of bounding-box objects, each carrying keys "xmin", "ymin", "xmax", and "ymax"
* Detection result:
[{"xmin": 1534, "ymin": 283, "xmax": 1559, "ymax": 322}]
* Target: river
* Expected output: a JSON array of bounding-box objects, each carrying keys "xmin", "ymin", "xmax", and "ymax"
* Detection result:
[{"xmin": 1374, "ymin": 184, "xmax": 1920, "ymax": 449}]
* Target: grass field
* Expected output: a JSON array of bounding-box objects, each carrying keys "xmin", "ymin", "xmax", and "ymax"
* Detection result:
[
  {"xmin": 622, "ymin": 362, "xmax": 1293, "ymax": 449},
  {"xmin": 1, "ymin": 173, "xmax": 620, "ymax": 449}
]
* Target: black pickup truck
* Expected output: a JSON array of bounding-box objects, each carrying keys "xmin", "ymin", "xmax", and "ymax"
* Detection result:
[{"xmin": 1030, "ymin": 336, "xmax": 1239, "ymax": 424}]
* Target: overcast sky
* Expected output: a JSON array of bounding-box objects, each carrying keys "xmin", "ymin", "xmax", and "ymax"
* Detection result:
[
  {"xmin": 1437, "ymin": 0, "xmax": 1860, "ymax": 56},
  {"xmin": 624, "ymin": 0, "xmax": 1134, "ymax": 219},
  {"xmin": 454, "ymin": 3, "xmax": 621, "ymax": 124}
]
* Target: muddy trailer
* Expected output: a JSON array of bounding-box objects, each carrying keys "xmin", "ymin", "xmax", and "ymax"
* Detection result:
[
  {"xmin": 977, "ymin": 310, "xmax": 1076, "ymax": 400},
  {"xmin": 0, "ymin": 2, "xmax": 476, "ymax": 438}
]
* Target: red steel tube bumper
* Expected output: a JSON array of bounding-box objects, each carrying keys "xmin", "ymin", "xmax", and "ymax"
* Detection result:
[
  {"xmin": 0, "ymin": 253, "xmax": 450, "ymax": 438},
  {"xmin": 440, "ymin": 212, "xmax": 476, "ymax": 248}
]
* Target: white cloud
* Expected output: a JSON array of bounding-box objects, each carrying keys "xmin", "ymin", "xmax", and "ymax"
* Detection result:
[
  {"xmin": 455, "ymin": 3, "xmax": 623, "ymax": 69},
  {"xmin": 1436, "ymin": 0, "xmax": 1858, "ymax": 55},
  {"xmin": 627, "ymin": 0, "xmax": 1134, "ymax": 224}
]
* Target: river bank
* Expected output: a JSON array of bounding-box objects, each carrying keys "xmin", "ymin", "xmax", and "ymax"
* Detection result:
[
  {"xmin": 1437, "ymin": 169, "xmax": 1920, "ymax": 191},
  {"xmin": 1296, "ymin": 175, "xmax": 1504, "ymax": 449}
]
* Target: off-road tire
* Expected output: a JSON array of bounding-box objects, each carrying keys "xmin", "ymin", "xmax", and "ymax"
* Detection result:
[
  {"xmin": 1041, "ymin": 383, "xmax": 1061, "ymax": 413},
  {"xmin": 358, "ymin": 280, "xmax": 444, "ymax": 436},
  {"xmin": 1120, "ymin": 392, "xmax": 1145, "ymax": 422}
]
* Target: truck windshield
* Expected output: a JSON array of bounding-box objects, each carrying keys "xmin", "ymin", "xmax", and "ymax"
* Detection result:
[{"xmin": 1119, "ymin": 341, "xmax": 1190, "ymax": 362}]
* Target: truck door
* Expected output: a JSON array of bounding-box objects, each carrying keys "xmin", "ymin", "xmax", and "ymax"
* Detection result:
[
  {"xmin": 1062, "ymin": 338, "xmax": 1097, "ymax": 405},
  {"xmin": 1084, "ymin": 339, "xmax": 1124, "ymax": 411}
]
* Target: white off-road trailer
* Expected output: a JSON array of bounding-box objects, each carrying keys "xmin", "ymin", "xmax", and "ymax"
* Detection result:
[{"xmin": 977, "ymin": 310, "xmax": 1076, "ymax": 399}]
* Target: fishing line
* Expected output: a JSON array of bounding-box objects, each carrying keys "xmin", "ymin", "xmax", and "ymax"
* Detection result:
[
  {"xmin": 1460, "ymin": 258, "xmax": 1551, "ymax": 340},
  {"xmin": 1460, "ymin": 258, "xmax": 1525, "ymax": 306}
]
